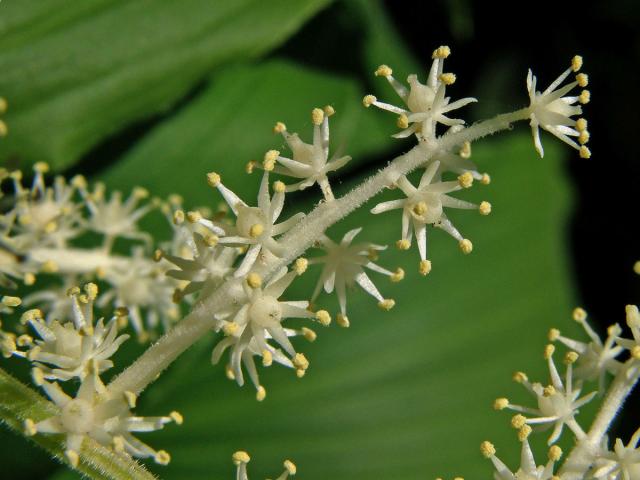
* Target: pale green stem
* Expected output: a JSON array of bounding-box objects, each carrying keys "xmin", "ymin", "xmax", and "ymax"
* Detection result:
[
  {"xmin": 108, "ymin": 108, "xmax": 531, "ymax": 397},
  {"xmin": 559, "ymin": 361, "xmax": 640, "ymax": 479}
]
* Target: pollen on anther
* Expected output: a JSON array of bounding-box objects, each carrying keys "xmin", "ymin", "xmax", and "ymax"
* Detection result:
[
  {"xmin": 233, "ymin": 451, "xmax": 251, "ymax": 465},
  {"xmin": 246, "ymin": 273, "xmax": 262, "ymax": 289},
  {"xmin": 363, "ymin": 95, "xmax": 377, "ymax": 107},
  {"xmin": 263, "ymin": 150, "xmax": 279, "ymax": 171},
  {"xmin": 459, "ymin": 239, "xmax": 473, "ymax": 254},
  {"xmin": 390, "ymin": 268, "xmax": 405, "ymax": 282},
  {"xmin": 564, "ymin": 351, "xmax": 579, "ymax": 364},
  {"xmin": 433, "ymin": 45, "xmax": 451, "ymax": 59},
  {"xmin": 578, "ymin": 130, "xmax": 590, "ymax": 144},
  {"xmin": 378, "ymin": 299, "xmax": 395, "ymax": 311},
  {"xmin": 256, "ymin": 386, "xmax": 267, "ymax": 402},
  {"xmin": 579, "ymin": 146, "xmax": 591, "ymax": 159},
  {"xmin": 579, "ymin": 90, "xmax": 590, "ymax": 104},
  {"xmin": 206, "ymin": 172, "xmax": 221, "ymax": 187},
  {"xmin": 311, "ymin": 108, "xmax": 324, "ymax": 126},
  {"xmin": 575, "ymin": 118, "xmax": 588, "ymax": 132},
  {"xmin": 155, "ymin": 450, "xmax": 171, "ymax": 465},
  {"xmin": 186, "ymin": 210, "xmax": 202, "ymax": 223},
  {"xmin": 294, "ymin": 258, "xmax": 308, "ymax": 275},
  {"xmin": 273, "ymin": 181, "xmax": 286, "ymax": 193},
  {"xmin": 324, "ymin": 105, "xmax": 335, "ymax": 116},
  {"xmin": 576, "ymin": 73, "xmax": 589, "ymax": 87},
  {"xmin": 511, "ymin": 414, "xmax": 527, "ymax": 429},
  {"xmin": 262, "ymin": 350, "xmax": 273, "ymax": 367},
  {"xmin": 480, "ymin": 441, "xmax": 496, "ymax": 458},
  {"xmin": 397, "ymin": 114, "xmax": 409, "ymax": 129},
  {"xmin": 494, "ymin": 397, "xmax": 509, "ymax": 410},
  {"xmin": 571, "ymin": 55, "xmax": 583, "ymax": 72},
  {"xmin": 284, "ymin": 460, "xmax": 297, "ymax": 475},
  {"xmin": 544, "ymin": 344, "xmax": 555, "ymax": 359},
  {"xmin": 479, "ymin": 201, "xmax": 492, "ymax": 216},
  {"xmin": 336, "ymin": 313, "xmax": 350, "ymax": 328},
  {"xmin": 273, "ymin": 122, "xmax": 287, "ymax": 133},
  {"xmin": 513, "ymin": 371, "xmax": 528, "ymax": 383},
  {"xmin": 572, "ymin": 307, "xmax": 587, "ymax": 322},
  {"xmin": 518, "ymin": 425, "xmax": 532, "ymax": 441},
  {"xmin": 548, "ymin": 445, "xmax": 563, "ymax": 461},
  {"xmin": 548, "ymin": 328, "xmax": 560, "ymax": 341},
  {"xmin": 419, "ymin": 259, "xmax": 432, "ymax": 276},
  {"xmin": 439, "ymin": 73, "xmax": 456, "ymax": 85},
  {"xmin": 315, "ymin": 310, "xmax": 331, "ymax": 326},
  {"xmin": 396, "ymin": 239, "xmax": 411, "ymax": 250}
]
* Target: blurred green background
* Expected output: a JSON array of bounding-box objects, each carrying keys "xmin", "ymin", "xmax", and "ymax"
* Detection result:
[{"xmin": 1, "ymin": 0, "xmax": 639, "ymax": 478}]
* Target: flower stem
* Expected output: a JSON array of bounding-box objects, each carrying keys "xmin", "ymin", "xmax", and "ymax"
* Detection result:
[
  {"xmin": 559, "ymin": 362, "xmax": 640, "ymax": 479},
  {"xmin": 108, "ymin": 108, "xmax": 529, "ymax": 397}
]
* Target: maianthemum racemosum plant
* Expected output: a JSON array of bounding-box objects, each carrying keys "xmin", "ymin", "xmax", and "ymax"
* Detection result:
[{"xmin": 2, "ymin": 47, "xmax": 636, "ymax": 480}]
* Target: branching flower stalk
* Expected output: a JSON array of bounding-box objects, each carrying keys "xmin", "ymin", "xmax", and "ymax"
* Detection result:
[{"xmin": 1, "ymin": 49, "xmax": 604, "ymax": 478}]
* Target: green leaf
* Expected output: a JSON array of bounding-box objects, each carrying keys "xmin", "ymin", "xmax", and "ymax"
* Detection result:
[
  {"xmin": 0, "ymin": 0, "xmax": 332, "ymax": 170},
  {"xmin": 105, "ymin": 132, "xmax": 578, "ymax": 479},
  {"xmin": 98, "ymin": 59, "xmax": 396, "ymax": 207},
  {"xmin": 0, "ymin": 367, "xmax": 157, "ymax": 480}
]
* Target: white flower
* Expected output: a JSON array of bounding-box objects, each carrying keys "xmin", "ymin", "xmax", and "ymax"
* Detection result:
[
  {"xmin": 371, "ymin": 161, "xmax": 490, "ymax": 272},
  {"xmin": 592, "ymin": 428, "xmax": 640, "ymax": 480},
  {"xmin": 24, "ymin": 372, "xmax": 181, "ymax": 467},
  {"xmin": 496, "ymin": 344, "xmax": 596, "ymax": 445},
  {"xmin": 75, "ymin": 177, "xmax": 155, "ymax": 247},
  {"xmin": 549, "ymin": 307, "xmax": 623, "ymax": 391},
  {"xmin": 5, "ymin": 163, "xmax": 81, "ymax": 250},
  {"xmin": 364, "ymin": 46, "xmax": 476, "ymax": 140},
  {"xmin": 309, "ymin": 228, "xmax": 401, "ymax": 326},
  {"xmin": 233, "ymin": 451, "xmax": 297, "ymax": 480},
  {"xmin": 253, "ymin": 107, "xmax": 351, "ymax": 201},
  {"xmin": 211, "ymin": 270, "xmax": 327, "ymax": 400},
  {"xmin": 206, "ymin": 171, "xmax": 304, "ymax": 277},
  {"xmin": 527, "ymin": 55, "xmax": 591, "ymax": 158},
  {"xmin": 14, "ymin": 284, "xmax": 129, "ymax": 382},
  {"xmin": 480, "ymin": 432, "xmax": 563, "ymax": 480},
  {"xmin": 98, "ymin": 248, "xmax": 179, "ymax": 341}
]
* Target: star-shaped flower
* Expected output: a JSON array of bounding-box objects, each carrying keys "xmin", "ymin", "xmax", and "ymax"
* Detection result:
[
  {"xmin": 363, "ymin": 46, "xmax": 476, "ymax": 140},
  {"xmin": 371, "ymin": 161, "xmax": 490, "ymax": 273},
  {"xmin": 592, "ymin": 428, "xmax": 640, "ymax": 480},
  {"xmin": 206, "ymin": 171, "xmax": 304, "ymax": 277},
  {"xmin": 527, "ymin": 55, "xmax": 591, "ymax": 158}
]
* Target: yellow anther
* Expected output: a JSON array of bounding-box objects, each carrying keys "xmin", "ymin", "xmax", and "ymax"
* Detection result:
[
  {"xmin": 578, "ymin": 130, "xmax": 590, "ymax": 145},
  {"xmin": 579, "ymin": 90, "xmax": 590, "ymax": 104},
  {"xmin": 16, "ymin": 335, "xmax": 32, "ymax": 347},
  {"xmin": 223, "ymin": 322, "xmax": 239, "ymax": 336},
  {"xmin": 513, "ymin": 371, "xmax": 528, "ymax": 383},
  {"xmin": 576, "ymin": 73, "xmax": 589, "ymax": 87},
  {"xmin": 293, "ymin": 353, "xmax": 309, "ymax": 371},
  {"xmin": 302, "ymin": 327, "xmax": 317, "ymax": 341},
  {"xmin": 479, "ymin": 201, "xmax": 492, "ymax": 215},
  {"xmin": 154, "ymin": 451, "xmax": 171, "ymax": 465},
  {"xmin": 65, "ymin": 450, "xmax": 80, "ymax": 468},
  {"xmin": 544, "ymin": 344, "xmax": 555, "ymax": 359},
  {"xmin": 571, "ymin": 55, "xmax": 583, "ymax": 72},
  {"xmin": 256, "ymin": 386, "xmax": 266, "ymax": 401},
  {"xmin": 169, "ymin": 411, "xmax": 184, "ymax": 425},
  {"xmin": 206, "ymin": 172, "xmax": 221, "ymax": 187},
  {"xmin": 186, "ymin": 210, "xmax": 202, "ymax": 223},
  {"xmin": 439, "ymin": 73, "xmax": 456, "ymax": 85},
  {"xmin": 459, "ymin": 141, "xmax": 472, "ymax": 159},
  {"xmin": 22, "ymin": 418, "xmax": 38, "ymax": 437},
  {"xmin": 572, "ymin": 307, "xmax": 587, "ymax": 322},
  {"xmin": 32, "ymin": 367, "xmax": 44, "ymax": 386},
  {"xmin": 324, "ymin": 105, "xmax": 335, "ymax": 116},
  {"xmin": 397, "ymin": 113, "xmax": 409, "ymax": 129},
  {"xmin": 419, "ymin": 259, "xmax": 432, "ymax": 276},
  {"xmin": 575, "ymin": 118, "xmax": 588, "ymax": 132},
  {"xmin": 493, "ymin": 398, "xmax": 509, "ymax": 410},
  {"xmin": 433, "ymin": 45, "xmax": 451, "ymax": 59},
  {"xmin": 458, "ymin": 172, "xmax": 474, "ymax": 188},
  {"xmin": 173, "ymin": 210, "xmax": 185, "ymax": 225},
  {"xmin": 548, "ymin": 445, "xmax": 563, "ymax": 462},
  {"xmin": 459, "ymin": 239, "xmax": 473, "ymax": 254},
  {"xmin": 511, "ymin": 414, "xmax": 527, "ymax": 429},
  {"xmin": 311, "ymin": 108, "xmax": 324, "ymax": 126},
  {"xmin": 412, "ymin": 201, "xmax": 428, "ymax": 216},
  {"xmin": 565, "ymin": 351, "xmax": 579, "ymax": 364},
  {"xmin": 315, "ymin": 310, "xmax": 331, "ymax": 326},
  {"xmin": 33, "ymin": 162, "xmax": 50, "ymax": 174},
  {"xmin": 480, "ymin": 441, "xmax": 496, "ymax": 458},
  {"xmin": 375, "ymin": 64, "xmax": 393, "ymax": 77},
  {"xmin": 225, "ymin": 364, "xmax": 235, "ymax": 380},
  {"xmin": 296, "ymin": 368, "xmax": 306, "ymax": 378},
  {"xmin": 245, "ymin": 161, "xmax": 257, "ymax": 174},
  {"xmin": 543, "ymin": 385, "xmax": 556, "ymax": 397},
  {"xmin": 378, "ymin": 299, "xmax": 395, "ymax": 311},
  {"xmin": 579, "ymin": 145, "xmax": 591, "ymax": 159},
  {"xmin": 294, "ymin": 257, "xmax": 308, "ymax": 275},
  {"xmin": 548, "ymin": 328, "xmax": 560, "ymax": 341},
  {"xmin": 273, "ymin": 180, "xmax": 286, "ymax": 193},
  {"xmin": 249, "ymin": 223, "xmax": 264, "ymax": 238},
  {"xmin": 263, "ymin": 150, "xmax": 279, "ymax": 171},
  {"xmin": 262, "ymin": 349, "xmax": 273, "ymax": 366},
  {"xmin": 124, "ymin": 391, "xmax": 137, "ymax": 408},
  {"xmin": 390, "ymin": 267, "xmax": 404, "ymax": 282},
  {"xmin": 233, "ymin": 451, "xmax": 251, "ymax": 465},
  {"xmin": 67, "ymin": 286, "xmax": 81, "ymax": 297},
  {"xmin": 363, "ymin": 94, "xmax": 377, "ymax": 107},
  {"xmin": 44, "ymin": 221, "xmax": 58, "ymax": 234},
  {"xmin": 284, "ymin": 459, "xmax": 297, "ymax": 475},
  {"xmin": 133, "ymin": 186, "xmax": 149, "ymax": 199},
  {"xmin": 39, "ymin": 260, "xmax": 58, "ymax": 274},
  {"xmin": 167, "ymin": 194, "xmax": 183, "ymax": 206},
  {"xmin": 84, "ymin": 282, "xmax": 98, "ymax": 301},
  {"xmin": 634, "ymin": 261, "xmax": 640, "ymax": 275},
  {"xmin": 396, "ymin": 239, "xmax": 411, "ymax": 250},
  {"xmin": 1, "ymin": 296, "xmax": 21, "ymax": 307},
  {"xmin": 273, "ymin": 121, "xmax": 287, "ymax": 133},
  {"xmin": 631, "ymin": 345, "xmax": 640, "ymax": 360},
  {"xmin": 518, "ymin": 424, "xmax": 532, "ymax": 441},
  {"xmin": 204, "ymin": 234, "xmax": 219, "ymax": 247},
  {"xmin": 336, "ymin": 313, "xmax": 350, "ymax": 328},
  {"xmin": 247, "ymin": 273, "xmax": 262, "ymax": 288}
]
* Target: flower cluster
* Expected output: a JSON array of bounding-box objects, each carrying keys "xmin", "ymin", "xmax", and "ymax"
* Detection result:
[
  {"xmin": 481, "ymin": 305, "xmax": 640, "ymax": 479},
  {"xmin": 1, "ymin": 284, "xmax": 181, "ymax": 467}
]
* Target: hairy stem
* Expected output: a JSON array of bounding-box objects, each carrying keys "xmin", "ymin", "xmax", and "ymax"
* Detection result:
[
  {"xmin": 559, "ymin": 362, "xmax": 640, "ymax": 479},
  {"xmin": 108, "ymin": 108, "xmax": 530, "ymax": 397}
]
